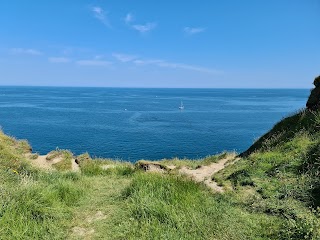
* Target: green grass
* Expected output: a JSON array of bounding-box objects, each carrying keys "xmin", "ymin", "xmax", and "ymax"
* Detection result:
[
  {"xmin": 78, "ymin": 153, "xmax": 134, "ymax": 177},
  {"xmin": 0, "ymin": 175, "xmax": 85, "ymax": 239},
  {"xmin": 46, "ymin": 149, "xmax": 63, "ymax": 160},
  {"xmin": 1, "ymin": 109, "xmax": 320, "ymax": 239},
  {"xmin": 117, "ymin": 172, "xmax": 282, "ymax": 240},
  {"xmin": 52, "ymin": 151, "xmax": 73, "ymax": 171},
  {"xmin": 29, "ymin": 153, "xmax": 39, "ymax": 159},
  {"xmin": 0, "ymin": 131, "xmax": 85, "ymax": 239},
  {"xmin": 213, "ymin": 109, "xmax": 320, "ymax": 239},
  {"xmin": 157, "ymin": 152, "xmax": 231, "ymax": 169},
  {"xmin": 240, "ymin": 109, "xmax": 318, "ymax": 157},
  {"xmin": 68, "ymin": 175, "xmax": 131, "ymax": 239}
]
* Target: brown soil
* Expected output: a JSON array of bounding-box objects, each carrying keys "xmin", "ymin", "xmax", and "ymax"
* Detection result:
[
  {"xmin": 71, "ymin": 226, "xmax": 95, "ymax": 238},
  {"xmin": 86, "ymin": 211, "xmax": 107, "ymax": 223},
  {"xmin": 179, "ymin": 154, "xmax": 238, "ymax": 192},
  {"xmin": 26, "ymin": 153, "xmax": 80, "ymax": 172}
]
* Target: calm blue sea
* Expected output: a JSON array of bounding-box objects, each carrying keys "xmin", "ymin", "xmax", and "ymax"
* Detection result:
[{"xmin": 0, "ymin": 87, "xmax": 309, "ymax": 161}]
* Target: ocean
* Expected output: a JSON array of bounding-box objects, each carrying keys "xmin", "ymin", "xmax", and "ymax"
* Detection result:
[{"xmin": 0, "ymin": 87, "xmax": 309, "ymax": 162}]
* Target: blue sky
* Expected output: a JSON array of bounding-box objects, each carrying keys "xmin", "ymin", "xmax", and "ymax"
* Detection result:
[{"xmin": 0, "ymin": 0, "xmax": 319, "ymax": 88}]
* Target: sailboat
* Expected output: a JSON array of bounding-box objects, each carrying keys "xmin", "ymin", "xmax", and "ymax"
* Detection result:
[{"xmin": 179, "ymin": 101, "xmax": 184, "ymax": 110}]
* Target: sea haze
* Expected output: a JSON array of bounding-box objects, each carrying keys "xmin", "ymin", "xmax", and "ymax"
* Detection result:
[{"xmin": 0, "ymin": 87, "xmax": 309, "ymax": 162}]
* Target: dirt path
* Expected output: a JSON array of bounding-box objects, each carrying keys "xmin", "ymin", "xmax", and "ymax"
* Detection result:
[
  {"xmin": 179, "ymin": 154, "xmax": 238, "ymax": 192},
  {"xmin": 69, "ymin": 176, "xmax": 131, "ymax": 239},
  {"xmin": 26, "ymin": 153, "xmax": 80, "ymax": 172}
]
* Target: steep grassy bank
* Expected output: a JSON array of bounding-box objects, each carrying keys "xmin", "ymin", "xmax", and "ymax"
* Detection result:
[
  {"xmin": 214, "ymin": 109, "xmax": 320, "ymax": 239},
  {"xmin": 0, "ymin": 132, "xmax": 87, "ymax": 239},
  {"xmin": 0, "ymin": 109, "xmax": 320, "ymax": 239}
]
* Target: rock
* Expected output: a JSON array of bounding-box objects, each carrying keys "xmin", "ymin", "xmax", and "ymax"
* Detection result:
[
  {"xmin": 314, "ymin": 75, "xmax": 320, "ymax": 87},
  {"xmin": 306, "ymin": 76, "xmax": 320, "ymax": 111},
  {"xmin": 135, "ymin": 160, "xmax": 168, "ymax": 173},
  {"xmin": 75, "ymin": 153, "xmax": 91, "ymax": 165}
]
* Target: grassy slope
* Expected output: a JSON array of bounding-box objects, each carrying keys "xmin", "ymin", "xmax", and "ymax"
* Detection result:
[
  {"xmin": 0, "ymin": 109, "xmax": 319, "ymax": 239},
  {"xmin": 214, "ymin": 109, "xmax": 320, "ymax": 239},
  {"xmin": 0, "ymin": 133, "xmax": 83, "ymax": 239}
]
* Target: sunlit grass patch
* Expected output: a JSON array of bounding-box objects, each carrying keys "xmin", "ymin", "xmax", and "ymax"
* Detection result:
[{"xmin": 52, "ymin": 151, "xmax": 73, "ymax": 171}]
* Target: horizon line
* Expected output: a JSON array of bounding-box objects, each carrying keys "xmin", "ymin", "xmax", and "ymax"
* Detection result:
[{"xmin": 0, "ymin": 85, "xmax": 311, "ymax": 90}]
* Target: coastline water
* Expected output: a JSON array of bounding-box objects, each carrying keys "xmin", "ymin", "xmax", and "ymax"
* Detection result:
[{"xmin": 0, "ymin": 87, "xmax": 309, "ymax": 161}]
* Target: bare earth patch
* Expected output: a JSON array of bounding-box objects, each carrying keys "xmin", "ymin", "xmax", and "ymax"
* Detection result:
[
  {"xmin": 71, "ymin": 158, "xmax": 80, "ymax": 172},
  {"xmin": 86, "ymin": 211, "xmax": 107, "ymax": 223},
  {"xmin": 27, "ymin": 154, "xmax": 62, "ymax": 170},
  {"xmin": 101, "ymin": 165, "xmax": 116, "ymax": 170},
  {"xmin": 166, "ymin": 165, "xmax": 176, "ymax": 170},
  {"xmin": 26, "ymin": 153, "xmax": 80, "ymax": 172},
  {"xmin": 179, "ymin": 154, "xmax": 238, "ymax": 192},
  {"xmin": 72, "ymin": 226, "xmax": 95, "ymax": 238}
]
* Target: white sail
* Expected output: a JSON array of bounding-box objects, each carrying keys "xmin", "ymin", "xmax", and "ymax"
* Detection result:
[{"xmin": 179, "ymin": 101, "xmax": 184, "ymax": 110}]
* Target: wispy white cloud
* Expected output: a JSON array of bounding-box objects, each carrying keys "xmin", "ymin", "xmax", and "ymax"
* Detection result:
[
  {"xmin": 124, "ymin": 13, "xmax": 134, "ymax": 24},
  {"xmin": 76, "ymin": 59, "xmax": 112, "ymax": 66},
  {"xmin": 132, "ymin": 22, "xmax": 156, "ymax": 33},
  {"xmin": 10, "ymin": 48, "xmax": 43, "ymax": 55},
  {"xmin": 183, "ymin": 27, "xmax": 206, "ymax": 35},
  {"xmin": 160, "ymin": 62, "xmax": 220, "ymax": 74},
  {"xmin": 133, "ymin": 59, "xmax": 221, "ymax": 74},
  {"xmin": 48, "ymin": 57, "xmax": 71, "ymax": 63},
  {"xmin": 92, "ymin": 6, "xmax": 111, "ymax": 28},
  {"xmin": 133, "ymin": 59, "xmax": 162, "ymax": 65},
  {"xmin": 94, "ymin": 55, "xmax": 105, "ymax": 60},
  {"xmin": 110, "ymin": 52, "xmax": 221, "ymax": 74},
  {"xmin": 124, "ymin": 13, "xmax": 156, "ymax": 34},
  {"xmin": 112, "ymin": 53, "xmax": 137, "ymax": 62}
]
